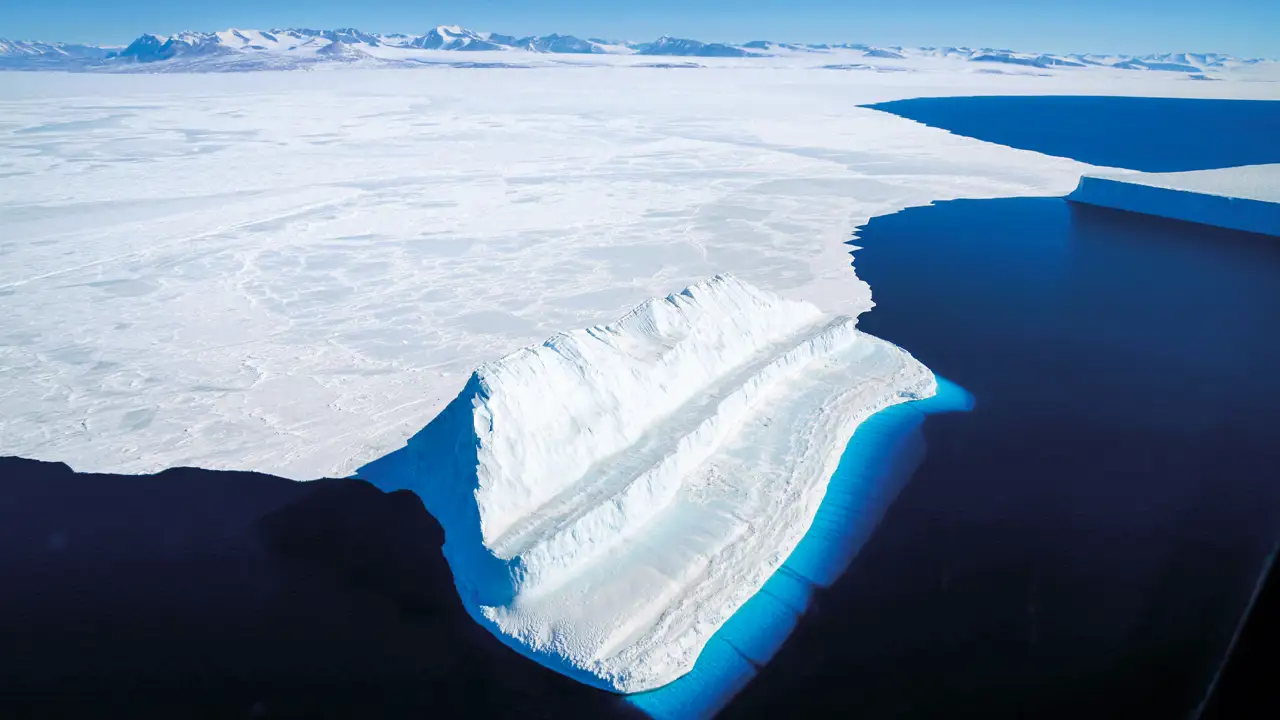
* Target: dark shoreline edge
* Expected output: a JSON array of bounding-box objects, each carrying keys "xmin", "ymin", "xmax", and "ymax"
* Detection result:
[
  {"xmin": 0, "ymin": 375, "xmax": 973, "ymax": 719},
  {"xmin": 0, "ymin": 457, "xmax": 640, "ymax": 719}
]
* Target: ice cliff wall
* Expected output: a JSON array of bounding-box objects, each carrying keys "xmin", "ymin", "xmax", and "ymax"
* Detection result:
[{"xmin": 1068, "ymin": 164, "xmax": 1280, "ymax": 237}]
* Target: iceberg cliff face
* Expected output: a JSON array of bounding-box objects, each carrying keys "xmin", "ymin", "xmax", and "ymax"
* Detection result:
[
  {"xmin": 359, "ymin": 274, "xmax": 935, "ymax": 692},
  {"xmin": 1067, "ymin": 165, "xmax": 1280, "ymax": 237}
]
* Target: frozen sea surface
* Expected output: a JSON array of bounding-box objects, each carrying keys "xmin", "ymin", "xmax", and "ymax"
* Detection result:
[{"xmin": 4, "ymin": 68, "xmax": 1273, "ymax": 479}]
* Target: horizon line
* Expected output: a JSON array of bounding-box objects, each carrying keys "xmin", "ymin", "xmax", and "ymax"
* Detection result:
[{"xmin": 2, "ymin": 25, "xmax": 1270, "ymax": 61}]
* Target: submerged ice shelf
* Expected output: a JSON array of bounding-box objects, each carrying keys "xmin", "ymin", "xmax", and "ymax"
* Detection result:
[
  {"xmin": 360, "ymin": 274, "xmax": 935, "ymax": 692},
  {"xmin": 1067, "ymin": 164, "xmax": 1280, "ymax": 237}
]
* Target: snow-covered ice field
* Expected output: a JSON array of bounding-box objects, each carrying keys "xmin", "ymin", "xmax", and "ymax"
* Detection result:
[{"xmin": 1, "ymin": 67, "xmax": 1277, "ymax": 480}]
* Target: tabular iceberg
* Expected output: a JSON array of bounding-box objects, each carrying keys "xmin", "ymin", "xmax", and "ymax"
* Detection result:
[
  {"xmin": 359, "ymin": 274, "xmax": 935, "ymax": 692},
  {"xmin": 1067, "ymin": 164, "xmax": 1280, "ymax": 237}
]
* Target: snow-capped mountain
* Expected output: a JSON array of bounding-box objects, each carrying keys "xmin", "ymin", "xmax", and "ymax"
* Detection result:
[
  {"xmin": 406, "ymin": 25, "xmax": 503, "ymax": 51},
  {"xmin": 314, "ymin": 40, "xmax": 372, "ymax": 62},
  {"xmin": 0, "ymin": 39, "xmax": 112, "ymax": 67},
  {"xmin": 0, "ymin": 39, "xmax": 110, "ymax": 58},
  {"xmin": 969, "ymin": 51, "xmax": 1087, "ymax": 68},
  {"xmin": 116, "ymin": 32, "xmax": 231, "ymax": 62},
  {"xmin": 514, "ymin": 34, "xmax": 605, "ymax": 54},
  {"xmin": 114, "ymin": 28, "xmax": 391, "ymax": 62},
  {"xmin": 631, "ymin": 36, "xmax": 761, "ymax": 57},
  {"xmin": 864, "ymin": 47, "xmax": 906, "ymax": 59},
  {"xmin": 0, "ymin": 24, "xmax": 1271, "ymax": 74},
  {"xmin": 291, "ymin": 27, "xmax": 382, "ymax": 46},
  {"xmin": 1111, "ymin": 58, "xmax": 1203, "ymax": 72}
]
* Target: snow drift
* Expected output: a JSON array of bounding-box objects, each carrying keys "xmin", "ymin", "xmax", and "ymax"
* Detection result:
[{"xmin": 359, "ymin": 274, "xmax": 935, "ymax": 692}]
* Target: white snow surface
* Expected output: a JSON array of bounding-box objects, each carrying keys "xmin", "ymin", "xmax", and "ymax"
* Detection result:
[
  {"xmin": 360, "ymin": 273, "xmax": 934, "ymax": 691},
  {"xmin": 1, "ymin": 69, "xmax": 1277, "ymax": 479}
]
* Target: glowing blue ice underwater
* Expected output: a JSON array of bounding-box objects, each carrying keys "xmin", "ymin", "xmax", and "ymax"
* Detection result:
[{"xmin": 628, "ymin": 377, "xmax": 975, "ymax": 719}]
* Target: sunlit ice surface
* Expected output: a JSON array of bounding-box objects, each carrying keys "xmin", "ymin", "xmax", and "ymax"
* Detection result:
[
  {"xmin": 628, "ymin": 378, "xmax": 974, "ymax": 718},
  {"xmin": 2, "ymin": 67, "xmax": 1270, "ymax": 480},
  {"xmin": 356, "ymin": 272, "xmax": 937, "ymax": 693}
]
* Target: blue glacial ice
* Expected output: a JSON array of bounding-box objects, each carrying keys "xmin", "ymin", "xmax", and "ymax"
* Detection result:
[
  {"xmin": 1067, "ymin": 164, "xmax": 1280, "ymax": 237},
  {"xmin": 629, "ymin": 377, "xmax": 974, "ymax": 718}
]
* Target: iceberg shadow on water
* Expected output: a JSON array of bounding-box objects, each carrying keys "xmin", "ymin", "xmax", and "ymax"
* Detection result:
[{"xmin": 628, "ymin": 377, "xmax": 974, "ymax": 719}]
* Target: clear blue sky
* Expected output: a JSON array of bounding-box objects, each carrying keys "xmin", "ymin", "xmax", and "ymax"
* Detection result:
[{"xmin": 2, "ymin": 0, "xmax": 1277, "ymax": 57}]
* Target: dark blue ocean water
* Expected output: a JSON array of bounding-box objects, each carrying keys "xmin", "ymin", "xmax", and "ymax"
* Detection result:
[
  {"xmin": 641, "ymin": 96, "xmax": 1280, "ymax": 717},
  {"xmin": 719, "ymin": 198, "xmax": 1280, "ymax": 718},
  {"xmin": 865, "ymin": 96, "xmax": 1280, "ymax": 171}
]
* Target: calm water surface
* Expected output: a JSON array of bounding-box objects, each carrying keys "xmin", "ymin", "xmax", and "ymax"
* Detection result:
[
  {"xmin": 721, "ymin": 198, "xmax": 1280, "ymax": 718},
  {"xmin": 865, "ymin": 96, "xmax": 1280, "ymax": 171}
]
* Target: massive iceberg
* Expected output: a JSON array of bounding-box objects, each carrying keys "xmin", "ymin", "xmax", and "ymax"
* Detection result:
[
  {"xmin": 1067, "ymin": 164, "xmax": 1280, "ymax": 237},
  {"xmin": 359, "ymin": 274, "xmax": 935, "ymax": 692}
]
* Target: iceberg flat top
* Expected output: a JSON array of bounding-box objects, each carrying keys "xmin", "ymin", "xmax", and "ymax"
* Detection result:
[
  {"xmin": 1069, "ymin": 163, "xmax": 1280, "ymax": 237},
  {"xmin": 1083, "ymin": 163, "xmax": 1280, "ymax": 203},
  {"xmin": 359, "ymin": 274, "xmax": 934, "ymax": 691}
]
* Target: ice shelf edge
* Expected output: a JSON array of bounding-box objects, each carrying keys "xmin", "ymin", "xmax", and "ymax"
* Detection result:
[{"xmin": 1066, "ymin": 169, "xmax": 1280, "ymax": 237}]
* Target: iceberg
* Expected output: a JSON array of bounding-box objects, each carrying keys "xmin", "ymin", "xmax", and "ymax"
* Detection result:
[
  {"xmin": 358, "ymin": 274, "xmax": 935, "ymax": 692},
  {"xmin": 1067, "ymin": 164, "xmax": 1280, "ymax": 237},
  {"xmin": 630, "ymin": 377, "xmax": 974, "ymax": 718}
]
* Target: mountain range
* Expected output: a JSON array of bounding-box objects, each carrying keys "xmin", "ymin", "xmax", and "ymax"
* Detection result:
[{"xmin": 0, "ymin": 26, "xmax": 1269, "ymax": 74}]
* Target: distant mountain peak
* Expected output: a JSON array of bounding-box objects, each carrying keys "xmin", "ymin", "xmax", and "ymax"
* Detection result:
[
  {"xmin": 634, "ymin": 35, "xmax": 759, "ymax": 58},
  {"xmin": 410, "ymin": 25, "xmax": 505, "ymax": 51},
  {"xmin": 0, "ymin": 24, "xmax": 1269, "ymax": 73}
]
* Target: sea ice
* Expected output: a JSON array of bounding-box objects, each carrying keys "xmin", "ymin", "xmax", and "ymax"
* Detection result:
[
  {"xmin": 359, "ymin": 274, "xmax": 935, "ymax": 692},
  {"xmin": 2, "ymin": 68, "xmax": 1269, "ymax": 481}
]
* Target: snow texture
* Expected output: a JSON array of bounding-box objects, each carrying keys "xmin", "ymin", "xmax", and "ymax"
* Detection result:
[
  {"xmin": 2, "ymin": 68, "xmax": 1275, "ymax": 481},
  {"xmin": 359, "ymin": 274, "xmax": 934, "ymax": 691},
  {"xmin": 1068, "ymin": 164, "xmax": 1280, "ymax": 236}
]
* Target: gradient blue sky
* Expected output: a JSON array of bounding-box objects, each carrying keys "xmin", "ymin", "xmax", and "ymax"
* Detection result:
[{"xmin": 3, "ymin": 0, "xmax": 1277, "ymax": 57}]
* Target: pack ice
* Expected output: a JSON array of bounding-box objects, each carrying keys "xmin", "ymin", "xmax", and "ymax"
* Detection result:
[{"xmin": 360, "ymin": 274, "xmax": 935, "ymax": 692}]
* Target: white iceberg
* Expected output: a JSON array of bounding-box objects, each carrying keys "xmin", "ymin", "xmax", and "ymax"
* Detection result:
[
  {"xmin": 1067, "ymin": 164, "xmax": 1280, "ymax": 237},
  {"xmin": 359, "ymin": 274, "xmax": 935, "ymax": 692}
]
